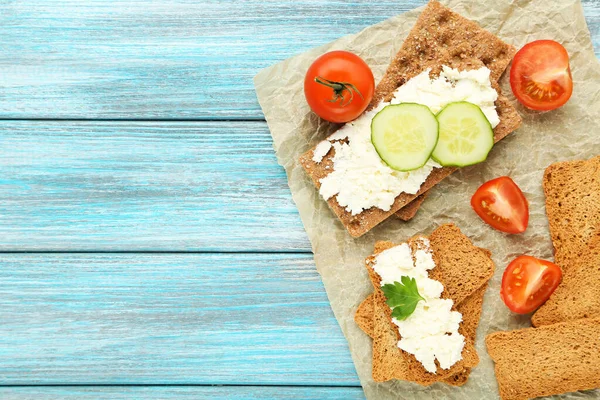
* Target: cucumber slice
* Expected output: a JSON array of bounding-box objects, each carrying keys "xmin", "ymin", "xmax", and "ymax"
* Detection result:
[
  {"xmin": 432, "ymin": 102, "xmax": 494, "ymax": 167},
  {"xmin": 371, "ymin": 103, "xmax": 439, "ymax": 172}
]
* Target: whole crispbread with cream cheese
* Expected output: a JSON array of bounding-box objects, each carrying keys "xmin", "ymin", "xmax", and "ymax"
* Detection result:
[
  {"xmin": 299, "ymin": 0, "xmax": 522, "ymax": 237},
  {"xmin": 364, "ymin": 223, "xmax": 494, "ymax": 385},
  {"xmin": 486, "ymin": 318, "xmax": 600, "ymax": 400},
  {"xmin": 532, "ymin": 156, "xmax": 600, "ymax": 327}
]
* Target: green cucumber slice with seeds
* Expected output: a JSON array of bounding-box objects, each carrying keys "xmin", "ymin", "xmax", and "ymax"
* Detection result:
[
  {"xmin": 371, "ymin": 103, "xmax": 439, "ymax": 172},
  {"xmin": 432, "ymin": 102, "xmax": 494, "ymax": 167}
]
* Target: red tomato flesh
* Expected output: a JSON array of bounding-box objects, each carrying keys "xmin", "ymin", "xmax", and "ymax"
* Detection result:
[
  {"xmin": 510, "ymin": 40, "xmax": 573, "ymax": 111},
  {"xmin": 304, "ymin": 51, "xmax": 374, "ymax": 123},
  {"xmin": 471, "ymin": 176, "xmax": 529, "ymax": 234},
  {"xmin": 500, "ymin": 255, "xmax": 562, "ymax": 314}
]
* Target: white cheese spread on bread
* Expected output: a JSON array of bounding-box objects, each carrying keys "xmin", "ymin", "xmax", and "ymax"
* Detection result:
[
  {"xmin": 314, "ymin": 66, "xmax": 499, "ymax": 215},
  {"xmin": 312, "ymin": 140, "xmax": 332, "ymax": 163},
  {"xmin": 372, "ymin": 238, "xmax": 465, "ymax": 373}
]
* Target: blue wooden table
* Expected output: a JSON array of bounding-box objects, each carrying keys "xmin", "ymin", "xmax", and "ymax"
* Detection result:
[{"xmin": 1, "ymin": 1, "xmax": 599, "ymax": 398}]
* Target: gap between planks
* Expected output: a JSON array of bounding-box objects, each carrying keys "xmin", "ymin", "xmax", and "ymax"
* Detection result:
[
  {"xmin": 0, "ymin": 250, "xmax": 313, "ymax": 254},
  {"xmin": 0, "ymin": 385, "xmax": 366, "ymax": 400},
  {"xmin": 0, "ymin": 384, "xmax": 361, "ymax": 388},
  {"xmin": 0, "ymin": 118, "xmax": 267, "ymax": 122}
]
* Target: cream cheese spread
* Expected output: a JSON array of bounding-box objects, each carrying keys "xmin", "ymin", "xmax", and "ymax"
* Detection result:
[
  {"xmin": 372, "ymin": 238, "xmax": 465, "ymax": 373},
  {"xmin": 314, "ymin": 66, "xmax": 499, "ymax": 215},
  {"xmin": 312, "ymin": 140, "xmax": 332, "ymax": 163}
]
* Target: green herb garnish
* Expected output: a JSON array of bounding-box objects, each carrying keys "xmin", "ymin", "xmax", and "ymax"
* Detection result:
[{"xmin": 381, "ymin": 276, "xmax": 425, "ymax": 321}]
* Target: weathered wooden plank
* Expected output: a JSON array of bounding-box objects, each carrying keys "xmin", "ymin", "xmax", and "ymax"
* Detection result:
[
  {"xmin": 0, "ymin": 253, "xmax": 359, "ymax": 385},
  {"xmin": 0, "ymin": 120, "xmax": 310, "ymax": 251},
  {"xmin": 0, "ymin": 386, "xmax": 365, "ymax": 400},
  {"xmin": 1, "ymin": 0, "xmax": 598, "ymax": 119}
]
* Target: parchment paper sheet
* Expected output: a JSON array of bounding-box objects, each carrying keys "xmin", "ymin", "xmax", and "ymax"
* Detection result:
[{"xmin": 254, "ymin": 1, "xmax": 600, "ymax": 398}]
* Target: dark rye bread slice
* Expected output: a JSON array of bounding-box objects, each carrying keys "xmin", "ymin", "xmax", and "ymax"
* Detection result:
[
  {"xmin": 395, "ymin": 192, "xmax": 428, "ymax": 221},
  {"xmin": 299, "ymin": 0, "xmax": 522, "ymax": 238},
  {"xmin": 366, "ymin": 224, "xmax": 494, "ymax": 384},
  {"xmin": 486, "ymin": 318, "xmax": 600, "ymax": 400},
  {"xmin": 532, "ymin": 156, "xmax": 600, "ymax": 327}
]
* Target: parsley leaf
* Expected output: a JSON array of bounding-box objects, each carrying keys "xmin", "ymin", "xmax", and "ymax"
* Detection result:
[{"xmin": 381, "ymin": 276, "xmax": 425, "ymax": 321}]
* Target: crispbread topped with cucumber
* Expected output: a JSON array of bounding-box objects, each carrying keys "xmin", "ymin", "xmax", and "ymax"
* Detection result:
[
  {"xmin": 299, "ymin": 1, "xmax": 522, "ymax": 238},
  {"xmin": 371, "ymin": 101, "xmax": 494, "ymax": 170}
]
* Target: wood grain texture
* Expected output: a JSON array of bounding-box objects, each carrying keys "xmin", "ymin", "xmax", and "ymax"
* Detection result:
[
  {"xmin": 0, "ymin": 120, "xmax": 310, "ymax": 251},
  {"xmin": 1, "ymin": 0, "xmax": 598, "ymax": 119},
  {"xmin": 0, "ymin": 386, "xmax": 365, "ymax": 400},
  {"xmin": 0, "ymin": 253, "xmax": 358, "ymax": 385},
  {"xmin": 2, "ymin": 0, "xmax": 600, "ymax": 395}
]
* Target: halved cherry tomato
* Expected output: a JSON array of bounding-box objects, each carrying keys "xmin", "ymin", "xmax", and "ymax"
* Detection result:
[
  {"xmin": 500, "ymin": 255, "xmax": 562, "ymax": 314},
  {"xmin": 471, "ymin": 176, "xmax": 529, "ymax": 234},
  {"xmin": 510, "ymin": 40, "xmax": 573, "ymax": 111},
  {"xmin": 304, "ymin": 51, "xmax": 374, "ymax": 123}
]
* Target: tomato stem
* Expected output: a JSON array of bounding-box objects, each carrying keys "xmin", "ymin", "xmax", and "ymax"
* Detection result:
[{"xmin": 314, "ymin": 76, "xmax": 364, "ymax": 107}]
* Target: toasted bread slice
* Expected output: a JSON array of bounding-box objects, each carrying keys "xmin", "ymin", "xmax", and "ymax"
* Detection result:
[
  {"xmin": 427, "ymin": 224, "xmax": 495, "ymax": 306},
  {"xmin": 299, "ymin": 1, "xmax": 522, "ymax": 238},
  {"xmin": 371, "ymin": 289, "xmax": 413, "ymax": 382},
  {"xmin": 354, "ymin": 293, "xmax": 375, "ymax": 336},
  {"xmin": 355, "ymin": 286, "xmax": 485, "ymax": 387},
  {"xmin": 486, "ymin": 319, "xmax": 600, "ymax": 400},
  {"xmin": 372, "ymin": 275, "xmax": 480, "ymax": 385},
  {"xmin": 540, "ymin": 155, "xmax": 600, "ymax": 270},
  {"xmin": 531, "ymin": 238, "xmax": 600, "ymax": 327},
  {"xmin": 366, "ymin": 224, "xmax": 494, "ymax": 384},
  {"xmin": 532, "ymin": 156, "xmax": 600, "ymax": 327}
]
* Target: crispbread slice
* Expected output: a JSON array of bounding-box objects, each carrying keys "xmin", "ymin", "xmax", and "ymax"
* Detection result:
[
  {"xmin": 299, "ymin": 0, "xmax": 522, "ymax": 238},
  {"xmin": 395, "ymin": 192, "xmax": 428, "ymax": 221},
  {"xmin": 367, "ymin": 224, "xmax": 494, "ymax": 384},
  {"xmin": 486, "ymin": 318, "xmax": 600, "ymax": 400},
  {"xmin": 531, "ymin": 156, "xmax": 600, "ymax": 327}
]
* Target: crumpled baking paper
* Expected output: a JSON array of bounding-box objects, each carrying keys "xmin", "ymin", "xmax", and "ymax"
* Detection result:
[{"xmin": 254, "ymin": 0, "xmax": 600, "ymax": 398}]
